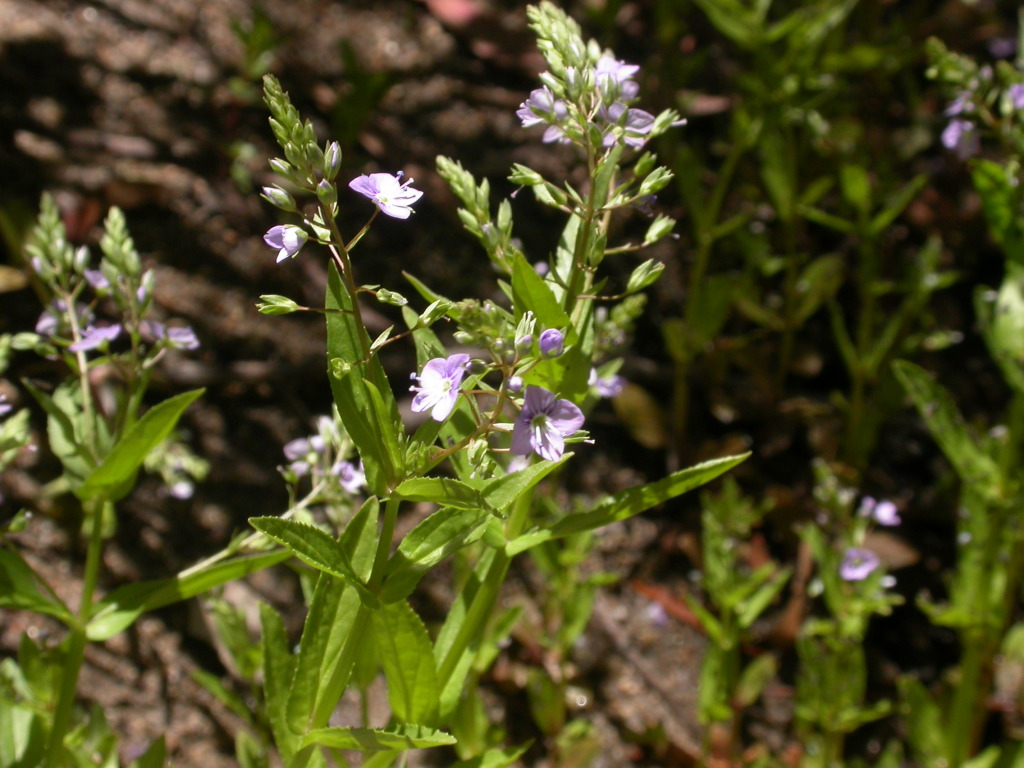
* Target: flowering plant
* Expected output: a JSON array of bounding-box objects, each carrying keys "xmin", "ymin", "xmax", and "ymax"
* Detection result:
[{"xmin": 242, "ymin": 3, "xmax": 745, "ymax": 764}]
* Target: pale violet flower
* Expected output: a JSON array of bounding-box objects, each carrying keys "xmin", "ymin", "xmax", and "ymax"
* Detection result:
[
  {"xmin": 348, "ymin": 172, "xmax": 423, "ymax": 219},
  {"xmin": 510, "ymin": 385, "xmax": 585, "ymax": 462},
  {"xmin": 595, "ymin": 55, "xmax": 640, "ymax": 102},
  {"xmin": 0, "ymin": 396, "xmax": 11, "ymax": 417},
  {"xmin": 517, "ymin": 87, "xmax": 570, "ymax": 143},
  {"xmin": 941, "ymin": 119, "xmax": 978, "ymax": 159},
  {"xmin": 1010, "ymin": 83, "xmax": 1024, "ymax": 110},
  {"xmin": 410, "ymin": 353, "xmax": 471, "ymax": 421},
  {"xmin": 142, "ymin": 322, "xmax": 200, "ymax": 351},
  {"xmin": 334, "ymin": 460, "xmax": 366, "ymax": 494},
  {"xmin": 858, "ymin": 497, "xmax": 901, "ymax": 526},
  {"xmin": 69, "ymin": 324, "xmax": 122, "ymax": 352},
  {"xmin": 601, "ymin": 102, "xmax": 655, "ymax": 148},
  {"xmin": 538, "ymin": 328, "xmax": 565, "ymax": 358},
  {"xmin": 588, "ymin": 368, "xmax": 625, "ymax": 398},
  {"xmin": 84, "ymin": 269, "xmax": 110, "ymax": 291},
  {"xmin": 839, "ymin": 547, "xmax": 880, "ymax": 582},
  {"xmin": 264, "ymin": 224, "xmax": 308, "ymax": 263}
]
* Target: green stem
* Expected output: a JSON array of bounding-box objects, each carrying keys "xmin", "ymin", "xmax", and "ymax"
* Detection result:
[
  {"xmin": 947, "ymin": 628, "xmax": 989, "ymax": 765},
  {"xmin": 45, "ymin": 499, "xmax": 110, "ymax": 767},
  {"xmin": 436, "ymin": 491, "xmax": 532, "ymax": 688}
]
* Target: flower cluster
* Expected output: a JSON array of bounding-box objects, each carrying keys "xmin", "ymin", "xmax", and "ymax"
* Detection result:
[
  {"xmin": 516, "ymin": 54, "xmax": 656, "ymax": 149},
  {"xmin": 282, "ymin": 414, "xmax": 365, "ymax": 494}
]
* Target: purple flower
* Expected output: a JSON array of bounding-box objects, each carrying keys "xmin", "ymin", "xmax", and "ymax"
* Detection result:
[
  {"xmin": 0, "ymin": 396, "xmax": 11, "ymax": 417},
  {"xmin": 588, "ymin": 368, "xmax": 625, "ymax": 398},
  {"xmin": 35, "ymin": 300, "xmax": 93, "ymax": 338},
  {"xmin": 333, "ymin": 460, "xmax": 366, "ymax": 494},
  {"xmin": 600, "ymin": 102, "xmax": 655, "ymax": 148},
  {"xmin": 264, "ymin": 224, "xmax": 308, "ymax": 263},
  {"xmin": 941, "ymin": 119, "xmax": 979, "ymax": 159},
  {"xmin": 69, "ymin": 324, "xmax": 122, "ymax": 352},
  {"xmin": 510, "ymin": 385, "xmax": 585, "ymax": 462},
  {"xmin": 858, "ymin": 497, "xmax": 901, "ymax": 526},
  {"xmin": 348, "ymin": 172, "xmax": 423, "ymax": 219},
  {"xmin": 1010, "ymin": 83, "xmax": 1024, "ymax": 110},
  {"xmin": 84, "ymin": 269, "xmax": 110, "ymax": 291},
  {"xmin": 538, "ymin": 328, "xmax": 565, "ymax": 358},
  {"xmin": 517, "ymin": 87, "xmax": 570, "ymax": 143},
  {"xmin": 142, "ymin": 322, "xmax": 200, "ymax": 351},
  {"xmin": 839, "ymin": 547, "xmax": 880, "ymax": 582},
  {"xmin": 595, "ymin": 55, "xmax": 640, "ymax": 102},
  {"xmin": 410, "ymin": 353, "xmax": 471, "ymax": 422}
]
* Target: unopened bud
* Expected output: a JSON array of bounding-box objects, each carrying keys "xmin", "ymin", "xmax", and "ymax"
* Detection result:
[
  {"xmin": 538, "ymin": 328, "xmax": 565, "ymax": 358},
  {"xmin": 316, "ymin": 180, "xmax": 337, "ymax": 208},
  {"xmin": 323, "ymin": 141, "xmax": 342, "ymax": 181},
  {"xmin": 262, "ymin": 185, "xmax": 298, "ymax": 213}
]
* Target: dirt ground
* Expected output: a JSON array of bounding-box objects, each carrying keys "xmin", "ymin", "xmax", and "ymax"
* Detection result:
[{"xmin": 0, "ymin": 1, "xmax": 731, "ymax": 765}]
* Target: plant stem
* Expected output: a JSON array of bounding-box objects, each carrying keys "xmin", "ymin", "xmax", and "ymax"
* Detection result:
[{"xmin": 44, "ymin": 499, "xmax": 110, "ymax": 767}]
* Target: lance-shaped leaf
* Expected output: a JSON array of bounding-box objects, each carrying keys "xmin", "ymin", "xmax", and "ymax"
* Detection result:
[
  {"xmin": 381, "ymin": 506, "xmax": 493, "ymax": 603},
  {"xmin": 892, "ymin": 361, "xmax": 1001, "ymax": 496},
  {"xmin": 372, "ymin": 600, "xmax": 441, "ymax": 724},
  {"xmin": 248, "ymin": 517, "xmax": 378, "ymax": 607},
  {"xmin": 299, "ymin": 725, "xmax": 455, "ymax": 751},
  {"xmin": 507, "ymin": 453, "xmax": 748, "ymax": 554},
  {"xmin": 288, "ymin": 498, "xmax": 379, "ymax": 731},
  {"xmin": 394, "ymin": 477, "xmax": 496, "ymax": 514},
  {"xmin": 0, "ymin": 549, "xmax": 73, "ymax": 624},
  {"xmin": 78, "ymin": 389, "xmax": 204, "ymax": 502},
  {"xmin": 259, "ymin": 603, "xmax": 300, "ymax": 761},
  {"xmin": 87, "ymin": 549, "xmax": 290, "ymax": 641}
]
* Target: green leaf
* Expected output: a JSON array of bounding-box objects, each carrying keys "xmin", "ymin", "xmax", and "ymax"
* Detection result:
[
  {"xmin": 128, "ymin": 736, "xmax": 166, "ymax": 768},
  {"xmin": 971, "ymin": 160, "xmax": 1024, "ymax": 263},
  {"xmin": 511, "ymin": 252, "xmax": 570, "ymax": 330},
  {"xmin": 736, "ymin": 567, "xmax": 792, "ymax": 629},
  {"xmin": 869, "ymin": 173, "xmax": 927, "ymax": 237},
  {"xmin": 260, "ymin": 603, "xmax": 300, "ymax": 761},
  {"xmin": 0, "ymin": 549, "xmax": 72, "ymax": 623},
  {"xmin": 793, "ymin": 254, "xmax": 843, "ymax": 324},
  {"xmin": 381, "ymin": 507, "xmax": 493, "ymax": 603},
  {"xmin": 899, "ymin": 677, "xmax": 949, "ymax": 768},
  {"xmin": 839, "ymin": 164, "xmax": 872, "ymax": 217},
  {"xmin": 326, "ymin": 263, "xmax": 400, "ymax": 495},
  {"xmin": 286, "ymin": 573, "xmax": 361, "ymax": 733},
  {"xmin": 22, "ymin": 380, "xmax": 95, "ymax": 484},
  {"xmin": 247, "ymin": 517, "xmax": 378, "ymax": 607},
  {"xmin": 447, "ymin": 744, "xmax": 531, "ymax": 768},
  {"xmin": 79, "ymin": 389, "xmax": 204, "ymax": 501},
  {"xmin": 482, "ymin": 457, "xmax": 568, "ymax": 513},
  {"xmin": 394, "ymin": 477, "xmax": 496, "ymax": 514},
  {"xmin": 508, "ymin": 454, "xmax": 748, "ymax": 554},
  {"xmin": 299, "ymin": 725, "xmax": 456, "ymax": 751},
  {"xmin": 87, "ymin": 549, "xmax": 289, "ymax": 640},
  {"xmin": 372, "ymin": 600, "xmax": 440, "ymax": 724},
  {"xmin": 734, "ymin": 653, "xmax": 778, "ymax": 708},
  {"xmin": 892, "ymin": 361, "xmax": 1001, "ymax": 495}
]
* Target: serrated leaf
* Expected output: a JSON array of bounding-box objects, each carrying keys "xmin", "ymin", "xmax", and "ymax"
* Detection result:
[
  {"xmin": 372, "ymin": 600, "xmax": 440, "ymax": 724},
  {"xmin": 508, "ymin": 453, "xmax": 748, "ymax": 554},
  {"xmin": 299, "ymin": 725, "xmax": 456, "ymax": 751},
  {"xmin": 394, "ymin": 477, "xmax": 495, "ymax": 513},
  {"xmin": 260, "ymin": 604, "xmax": 300, "ymax": 760},
  {"xmin": 248, "ymin": 517, "xmax": 377, "ymax": 607},
  {"xmin": 79, "ymin": 389, "xmax": 204, "ymax": 502},
  {"xmin": 892, "ymin": 361, "xmax": 1001, "ymax": 495},
  {"xmin": 87, "ymin": 549, "xmax": 290, "ymax": 640},
  {"xmin": 0, "ymin": 549, "xmax": 72, "ymax": 624},
  {"xmin": 381, "ymin": 506, "xmax": 493, "ymax": 603}
]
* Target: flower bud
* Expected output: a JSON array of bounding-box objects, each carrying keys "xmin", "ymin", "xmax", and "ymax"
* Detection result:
[
  {"xmin": 507, "ymin": 375, "xmax": 524, "ymax": 394},
  {"xmin": 509, "ymin": 164, "xmax": 544, "ymax": 187},
  {"xmin": 317, "ymin": 179, "xmax": 337, "ymax": 208},
  {"xmin": 262, "ymin": 185, "xmax": 298, "ymax": 213},
  {"xmin": 515, "ymin": 334, "xmax": 533, "ymax": 354},
  {"xmin": 324, "ymin": 141, "xmax": 342, "ymax": 181},
  {"xmin": 538, "ymin": 328, "xmax": 565, "ymax": 358}
]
